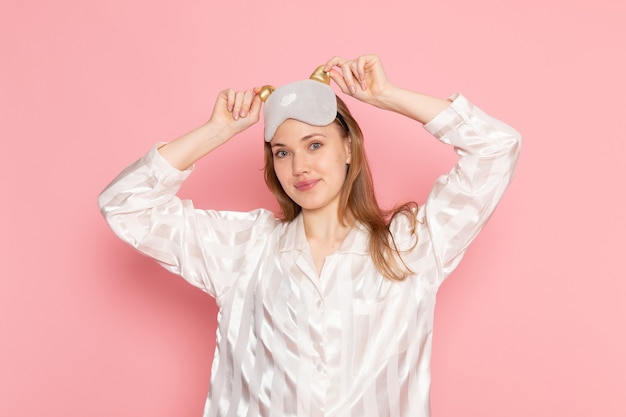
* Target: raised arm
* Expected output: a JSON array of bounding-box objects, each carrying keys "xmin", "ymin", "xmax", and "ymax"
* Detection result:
[
  {"xmin": 324, "ymin": 54, "xmax": 450, "ymax": 124},
  {"xmin": 98, "ymin": 88, "xmax": 273, "ymax": 297},
  {"xmin": 158, "ymin": 88, "xmax": 263, "ymax": 170},
  {"xmin": 327, "ymin": 54, "xmax": 521, "ymax": 283}
]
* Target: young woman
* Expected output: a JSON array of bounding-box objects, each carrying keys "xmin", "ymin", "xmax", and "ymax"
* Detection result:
[{"xmin": 99, "ymin": 54, "xmax": 520, "ymax": 417}]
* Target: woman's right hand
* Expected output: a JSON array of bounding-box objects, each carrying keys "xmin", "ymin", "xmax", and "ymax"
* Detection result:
[
  {"xmin": 158, "ymin": 88, "xmax": 263, "ymax": 171},
  {"xmin": 208, "ymin": 88, "xmax": 263, "ymax": 139}
]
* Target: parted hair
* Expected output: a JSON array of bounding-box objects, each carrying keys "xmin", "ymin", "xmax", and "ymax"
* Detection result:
[{"xmin": 263, "ymin": 96, "xmax": 418, "ymax": 281}]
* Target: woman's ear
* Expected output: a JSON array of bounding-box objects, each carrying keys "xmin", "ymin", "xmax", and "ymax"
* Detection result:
[{"xmin": 345, "ymin": 136, "xmax": 352, "ymax": 165}]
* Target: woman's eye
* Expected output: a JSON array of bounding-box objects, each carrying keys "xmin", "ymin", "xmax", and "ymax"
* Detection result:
[
  {"xmin": 309, "ymin": 142, "xmax": 322, "ymax": 151},
  {"xmin": 275, "ymin": 150, "xmax": 289, "ymax": 158}
]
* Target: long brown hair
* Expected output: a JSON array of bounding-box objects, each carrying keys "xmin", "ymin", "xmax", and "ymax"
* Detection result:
[{"xmin": 264, "ymin": 96, "xmax": 418, "ymax": 281}]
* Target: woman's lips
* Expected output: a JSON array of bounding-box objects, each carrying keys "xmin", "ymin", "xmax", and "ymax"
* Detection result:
[{"xmin": 294, "ymin": 179, "xmax": 320, "ymax": 191}]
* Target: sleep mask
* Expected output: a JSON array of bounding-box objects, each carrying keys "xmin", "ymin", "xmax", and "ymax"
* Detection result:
[{"xmin": 259, "ymin": 66, "xmax": 337, "ymax": 142}]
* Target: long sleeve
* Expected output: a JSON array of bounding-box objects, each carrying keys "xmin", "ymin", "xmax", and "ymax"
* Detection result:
[
  {"xmin": 408, "ymin": 94, "xmax": 521, "ymax": 285},
  {"xmin": 97, "ymin": 145, "xmax": 277, "ymax": 299}
]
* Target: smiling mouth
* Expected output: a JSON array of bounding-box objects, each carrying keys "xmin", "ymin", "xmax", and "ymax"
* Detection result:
[{"xmin": 294, "ymin": 179, "xmax": 320, "ymax": 191}]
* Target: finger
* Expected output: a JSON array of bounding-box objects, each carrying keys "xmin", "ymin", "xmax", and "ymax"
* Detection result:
[
  {"xmin": 232, "ymin": 91, "xmax": 245, "ymax": 120},
  {"xmin": 225, "ymin": 89, "xmax": 236, "ymax": 112},
  {"xmin": 239, "ymin": 89, "xmax": 255, "ymax": 118},
  {"xmin": 248, "ymin": 93, "xmax": 262, "ymax": 120},
  {"xmin": 355, "ymin": 56, "xmax": 369, "ymax": 90},
  {"xmin": 341, "ymin": 62, "xmax": 359, "ymax": 94},
  {"xmin": 349, "ymin": 61, "xmax": 362, "ymax": 83},
  {"xmin": 324, "ymin": 55, "xmax": 346, "ymax": 72},
  {"xmin": 328, "ymin": 69, "xmax": 350, "ymax": 95}
]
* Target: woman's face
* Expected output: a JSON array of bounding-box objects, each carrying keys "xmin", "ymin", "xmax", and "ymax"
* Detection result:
[{"xmin": 270, "ymin": 119, "xmax": 351, "ymax": 214}]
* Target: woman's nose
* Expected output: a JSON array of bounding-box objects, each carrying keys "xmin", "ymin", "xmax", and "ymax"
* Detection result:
[{"xmin": 291, "ymin": 153, "xmax": 309, "ymax": 175}]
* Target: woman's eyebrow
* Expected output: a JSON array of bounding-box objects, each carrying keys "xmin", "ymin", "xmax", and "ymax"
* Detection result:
[{"xmin": 271, "ymin": 133, "xmax": 326, "ymax": 148}]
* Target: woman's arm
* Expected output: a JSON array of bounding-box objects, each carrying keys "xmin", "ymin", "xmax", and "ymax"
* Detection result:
[
  {"xmin": 324, "ymin": 54, "xmax": 450, "ymax": 124},
  {"xmin": 326, "ymin": 55, "xmax": 521, "ymax": 285},
  {"xmin": 418, "ymin": 95, "xmax": 521, "ymax": 282},
  {"xmin": 158, "ymin": 88, "xmax": 263, "ymax": 170},
  {"xmin": 97, "ymin": 87, "xmax": 273, "ymax": 297}
]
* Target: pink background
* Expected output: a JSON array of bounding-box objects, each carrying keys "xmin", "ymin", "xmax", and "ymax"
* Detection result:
[{"xmin": 1, "ymin": 0, "xmax": 624, "ymax": 416}]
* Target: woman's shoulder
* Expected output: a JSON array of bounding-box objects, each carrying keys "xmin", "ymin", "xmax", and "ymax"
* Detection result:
[
  {"xmin": 209, "ymin": 207, "xmax": 281, "ymax": 224},
  {"xmin": 387, "ymin": 206, "xmax": 425, "ymax": 247}
]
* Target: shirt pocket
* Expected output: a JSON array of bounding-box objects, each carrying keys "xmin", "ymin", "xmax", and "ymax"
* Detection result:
[
  {"xmin": 352, "ymin": 296, "xmax": 390, "ymax": 315},
  {"xmin": 350, "ymin": 292, "xmax": 410, "ymax": 377}
]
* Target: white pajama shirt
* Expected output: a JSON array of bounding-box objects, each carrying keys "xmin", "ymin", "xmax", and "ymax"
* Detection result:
[{"xmin": 98, "ymin": 94, "xmax": 521, "ymax": 417}]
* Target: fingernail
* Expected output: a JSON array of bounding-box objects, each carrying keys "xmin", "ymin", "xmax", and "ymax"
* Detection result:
[
  {"xmin": 233, "ymin": 111, "xmax": 239, "ymax": 120},
  {"xmin": 350, "ymin": 86, "xmax": 356, "ymax": 94}
]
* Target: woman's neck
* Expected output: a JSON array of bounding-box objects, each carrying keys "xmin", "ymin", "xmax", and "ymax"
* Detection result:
[
  {"xmin": 301, "ymin": 207, "xmax": 355, "ymax": 241},
  {"xmin": 302, "ymin": 207, "xmax": 355, "ymax": 276}
]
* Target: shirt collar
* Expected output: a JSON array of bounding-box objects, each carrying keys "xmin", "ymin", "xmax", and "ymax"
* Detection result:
[{"xmin": 278, "ymin": 213, "xmax": 369, "ymax": 255}]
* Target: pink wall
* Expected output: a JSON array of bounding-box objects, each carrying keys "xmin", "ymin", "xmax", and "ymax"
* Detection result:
[{"xmin": 1, "ymin": 0, "xmax": 624, "ymax": 416}]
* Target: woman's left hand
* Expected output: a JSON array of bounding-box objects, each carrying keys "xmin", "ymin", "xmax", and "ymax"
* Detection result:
[{"xmin": 324, "ymin": 54, "xmax": 396, "ymax": 109}]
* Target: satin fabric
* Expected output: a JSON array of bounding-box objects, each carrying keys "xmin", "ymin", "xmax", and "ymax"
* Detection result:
[{"xmin": 98, "ymin": 94, "xmax": 521, "ymax": 417}]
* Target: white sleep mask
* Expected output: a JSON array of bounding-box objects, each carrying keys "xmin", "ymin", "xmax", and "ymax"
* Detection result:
[{"xmin": 259, "ymin": 66, "xmax": 337, "ymax": 142}]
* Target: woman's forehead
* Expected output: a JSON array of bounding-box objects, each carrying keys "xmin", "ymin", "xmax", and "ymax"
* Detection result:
[{"xmin": 270, "ymin": 119, "xmax": 339, "ymax": 144}]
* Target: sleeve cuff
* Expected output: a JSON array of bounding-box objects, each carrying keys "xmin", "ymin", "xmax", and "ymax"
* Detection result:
[
  {"xmin": 145, "ymin": 142, "xmax": 194, "ymax": 184},
  {"xmin": 423, "ymin": 93, "xmax": 473, "ymax": 138}
]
